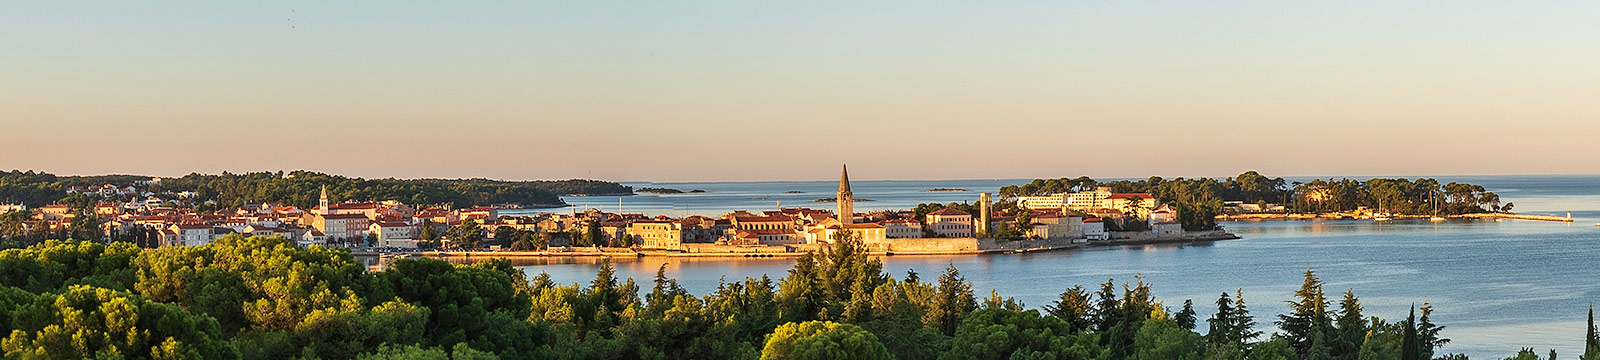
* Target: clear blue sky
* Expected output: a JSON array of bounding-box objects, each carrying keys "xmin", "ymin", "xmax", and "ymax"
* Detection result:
[{"xmin": 4, "ymin": 1, "xmax": 1597, "ymax": 181}]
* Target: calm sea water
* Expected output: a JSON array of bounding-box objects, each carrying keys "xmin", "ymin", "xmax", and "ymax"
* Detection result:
[{"xmin": 511, "ymin": 175, "xmax": 1600, "ymax": 358}]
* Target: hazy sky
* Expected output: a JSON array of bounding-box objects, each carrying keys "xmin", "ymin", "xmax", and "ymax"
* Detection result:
[{"xmin": 5, "ymin": 1, "xmax": 1598, "ymax": 182}]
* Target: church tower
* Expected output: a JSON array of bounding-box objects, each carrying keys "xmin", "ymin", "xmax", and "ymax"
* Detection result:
[
  {"xmin": 837, "ymin": 164, "xmax": 854, "ymax": 224},
  {"xmin": 319, "ymin": 185, "xmax": 330, "ymax": 215}
]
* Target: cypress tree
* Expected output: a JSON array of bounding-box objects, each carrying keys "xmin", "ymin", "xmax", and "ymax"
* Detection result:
[
  {"xmin": 1401, "ymin": 304, "xmax": 1420, "ymax": 360},
  {"xmin": 1587, "ymin": 303, "xmax": 1599, "ymax": 360}
]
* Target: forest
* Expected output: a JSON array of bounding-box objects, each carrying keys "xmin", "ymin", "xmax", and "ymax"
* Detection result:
[
  {"xmin": 0, "ymin": 170, "xmax": 634, "ymax": 209},
  {"xmin": 0, "ymin": 234, "xmax": 1588, "ymax": 359},
  {"xmin": 1000, "ymin": 171, "xmax": 1505, "ymax": 218}
]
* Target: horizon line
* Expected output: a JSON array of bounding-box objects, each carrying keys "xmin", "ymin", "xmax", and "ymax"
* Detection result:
[{"xmin": 14, "ymin": 168, "xmax": 1600, "ymax": 184}]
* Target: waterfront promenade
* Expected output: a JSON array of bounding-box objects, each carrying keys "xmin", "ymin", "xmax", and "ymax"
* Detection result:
[{"xmin": 354, "ymin": 230, "xmax": 1240, "ymax": 260}]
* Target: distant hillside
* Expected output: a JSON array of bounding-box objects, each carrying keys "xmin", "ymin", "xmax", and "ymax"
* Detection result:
[{"xmin": 0, "ymin": 170, "xmax": 632, "ymax": 209}]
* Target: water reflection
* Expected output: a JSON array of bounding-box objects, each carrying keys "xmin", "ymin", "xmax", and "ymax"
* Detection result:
[{"xmin": 499, "ymin": 219, "xmax": 1598, "ymax": 358}]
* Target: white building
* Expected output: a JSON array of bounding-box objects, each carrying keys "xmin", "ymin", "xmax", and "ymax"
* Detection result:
[
  {"xmin": 164, "ymin": 224, "xmax": 228, "ymax": 247},
  {"xmin": 1016, "ymin": 194, "xmax": 1067, "ymax": 211},
  {"xmin": 369, "ymin": 221, "xmax": 417, "ymax": 246},
  {"xmin": 1148, "ymin": 204, "xmax": 1178, "ymax": 224},
  {"xmin": 1066, "ymin": 188, "xmax": 1114, "ymax": 211},
  {"xmin": 314, "ymin": 213, "xmax": 371, "ymax": 241},
  {"xmin": 296, "ymin": 228, "xmax": 327, "ymax": 247},
  {"xmin": 1101, "ymin": 193, "xmax": 1158, "ymax": 219},
  {"xmin": 1083, "ymin": 219, "xmax": 1108, "ymax": 240}
]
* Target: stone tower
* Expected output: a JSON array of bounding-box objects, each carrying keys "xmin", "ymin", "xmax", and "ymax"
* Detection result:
[
  {"xmin": 837, "ymin": 164, "xmax": 854, "ymax": 224},
  {"xmin": 319, "ymin": 185, "xmax": 330, "ymax": 215},
  {"xmin": 979, "ymin": 192, "xmax": 992, "ymax": 237}
]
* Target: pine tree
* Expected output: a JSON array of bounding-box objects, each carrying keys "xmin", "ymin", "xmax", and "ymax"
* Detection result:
[
  {"xmin": 1207, "ymin": 292, "xmax": 1236, "ymax": 347},
  {"xmin": 777, "ymin": 252, "xmax": 826, "ymax": 323},
  {"xmin": 1095, "ymin": 278, "xmax": 1119, "ymax": 332},
  {"xmin": 1333, "ymin": 289, "xmax": 1367, "ymax": 359},
  {"xmin": 1232, "ymin": 289, "xmax": 1261, "ymax": 344},
  {"xmin": 1279, "ymin": 268, "xmax": 1331, "ymax": 357},
  {"xmin": 924, "ymin": 263, "xmax": 976, "ymax": 335},
  {"xmin": 1045, "ymin": 285, "xmax": 1095, "ymax": 332},
  {"xmin": 1417, "ymin": 302, "xmax": 1449, "ymax": 360},
  {"xmin": 1401, "ymin": 305, "xmax": 1420, "ymax": 360},
  {"xmin": 842, "ymin": 277, "xmax": 875, "ymax": 322},
  {"xmin": 1176, "ymin": 299, "xmax": 1198, "ymax": 331},
  {"xmin": 1308, "ymin": 323, "xmax": 1336, "ymax": 360}
]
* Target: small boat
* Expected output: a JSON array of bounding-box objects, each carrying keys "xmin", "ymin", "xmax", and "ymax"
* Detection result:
[
  {"xmin": 1373, "ymin": 212, "xmax": 1392, "ymax": 222},
  {"xmin": 1430, "ymin": 217, "xmax": 1446, "ymax": 222}
]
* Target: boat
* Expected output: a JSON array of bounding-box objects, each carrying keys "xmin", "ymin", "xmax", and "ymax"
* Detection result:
[
  {"xmin": 1373, "ymin": 213, "xmax": 1392, "ymax": 222},
  {"xmin": 1428, "ymin": 189, "xmax": 1445, "ymax": 221}
]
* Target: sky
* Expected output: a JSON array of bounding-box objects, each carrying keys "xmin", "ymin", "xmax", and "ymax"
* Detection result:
[{"xmin": 4, "ymin": 1, "xmax": 1599, "ymax": 182}]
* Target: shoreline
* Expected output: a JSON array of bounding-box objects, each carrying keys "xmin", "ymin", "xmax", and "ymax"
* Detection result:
[
  {"xmin": 354, "ymin": 232, "xmax": 1241, "ymax": 260},
  {"xmin": 1215, "ymin": 212, "xmax": 1574, "ymax": 223}
]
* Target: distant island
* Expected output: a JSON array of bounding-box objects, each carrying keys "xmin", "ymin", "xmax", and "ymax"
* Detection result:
[
  {"xmin": 813, "ymin": 197, "xmax": 873, "ymax": 203},
  {"xmin": 925, "ymin": 188, "xmax": 967, "ymax": 192},
  {"xmin": 783, "ymin": 190, "xmax": 805, "ymax": 194},
  {"xmin": 636, "ymin": 188, "xmax": 709, "ymax": 195},
  {"xmin": 0, "ymin": 170, "xmax": 632, "ymax": 209}
]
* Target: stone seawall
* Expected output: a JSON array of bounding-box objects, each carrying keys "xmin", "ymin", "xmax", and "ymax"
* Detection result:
[{"xmin": 371, "ymin": 230, "xmax": 1238, "ymax": 259}]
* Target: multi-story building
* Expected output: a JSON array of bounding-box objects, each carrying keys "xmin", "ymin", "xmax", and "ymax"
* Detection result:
[
  {"xmin": 164, "ymin": 224, "xmax": 230, "ymax": 247},
  {"xmin": 370, "ymin": 221, "xmax": 418, "ymax": 248},
  {"xmin": 730, "ymin": 214, "xmax": 795, "ymax": 232},
  {"xmin": 925, "ymin": 208, "xmax": 974, "ymax": 238},
  {"xmin": 1029, "ymin": 213, "xmax": 1084, "ymax": 239},
  {"xmin": 1016, "ymin": 194, "xmax": 1067, "ymax": 211},
  {"xmin": 313, "ymin": 213, "xmax": 371, "ymax": 241},
  {"xmin": 1101, "ymin": 193, "xmax": 1157, "ymax": 219},
  {"xmin": 806, "ymin": 223, "xmax": 887, "ymax": 244},
  {"xmin": 1083, "ymin": 218, "xmax": 1108, "ymax": 240},
  {"xmin": 882, "ymin": 219, "xmax": 923, "ymax": 238},
  {"xmin": 1065, "ymin": 187, "xmax": 1113, "ymax": 211},
  {"xmin": 628, "ymin": 221, "xmax": 683, "ymax": 249}
]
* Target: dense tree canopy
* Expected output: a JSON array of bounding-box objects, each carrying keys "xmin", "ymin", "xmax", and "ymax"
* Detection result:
[
  {"xmin": 1001, "ymin": 171, "xmax": 1504, "ymax": 230},
  {"xmin": 759, "ymin": 321, "xmax": 892, "ymax": 360},
  {"xmin": 0, "ymin": 170, "xmax": 632, "ymax": 209},
  {"xmin": 0, "ymin": 236, "xmax": 1574, "ymax": 359}
]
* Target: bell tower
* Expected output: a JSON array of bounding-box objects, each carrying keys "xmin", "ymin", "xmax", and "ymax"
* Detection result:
[
  {"xmin": 837, "ymin": 164, "xmax": 854, "ymax": 224},
  {"xmin": 319, "ymin": 185, "xmax": 330, "ymax": 215}
]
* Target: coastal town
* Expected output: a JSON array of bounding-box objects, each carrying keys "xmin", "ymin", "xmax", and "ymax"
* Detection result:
[{"xmin": 0, "ymin": 166, "xmax": 1235, "ymax": 258}]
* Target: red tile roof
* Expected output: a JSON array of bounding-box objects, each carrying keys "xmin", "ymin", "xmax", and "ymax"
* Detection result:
[{"xmin": 927, "ymin": 208, "xmax": 970, "ymax": 216}]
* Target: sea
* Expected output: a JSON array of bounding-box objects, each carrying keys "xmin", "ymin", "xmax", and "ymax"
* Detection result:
[{"xmin": 500, "ymin": 175, "xmax": 1600, "ymax": 358}]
